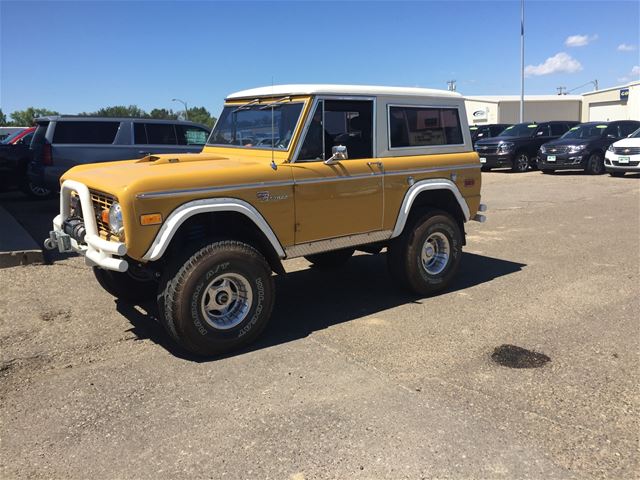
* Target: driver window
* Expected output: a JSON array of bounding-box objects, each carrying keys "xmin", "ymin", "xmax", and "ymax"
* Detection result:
[{"xmin": 297, "ymin": 99, "xmax": 374, "ymax": 161}]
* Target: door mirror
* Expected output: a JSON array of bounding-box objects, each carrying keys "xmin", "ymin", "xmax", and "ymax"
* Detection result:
[{"xmin": 324, "ymin": 145, "xmax": 348, "ymax": 165}]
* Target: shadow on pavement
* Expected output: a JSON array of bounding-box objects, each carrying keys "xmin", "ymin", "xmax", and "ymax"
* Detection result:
[{"xmin": 117, "ymin": 252, "xmax": 527, "ymax": 362}]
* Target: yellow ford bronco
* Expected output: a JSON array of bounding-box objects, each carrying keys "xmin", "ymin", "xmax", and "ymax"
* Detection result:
[{"xmin": 45, "ymin": 85, "xmax": 486, "ymax": 356}]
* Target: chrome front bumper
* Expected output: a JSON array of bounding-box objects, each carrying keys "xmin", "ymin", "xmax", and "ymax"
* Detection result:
[{"xmin": 45, "ymin": 179, "xmax": 128, "ymax": 272}]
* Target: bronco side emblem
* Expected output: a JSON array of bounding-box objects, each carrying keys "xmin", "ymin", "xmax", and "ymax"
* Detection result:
[{"xmin": 256, "ymin": 191, "xmax": 270, "ymax": 201}]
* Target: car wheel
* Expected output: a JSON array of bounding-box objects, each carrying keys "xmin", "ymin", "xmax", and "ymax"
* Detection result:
[
  {"xmin": 512, "ymin": 152, "xmax": 529, "ymax": 173},
  {"xmin": 586, "ymin": 152, "xmax": 604, "ymax": 175},
  {"xmin": 388, "ymin": 209, "xmax": 462, "ymax": 296},
  {"xmin": 609, "ymin": 171, "xmax": 625, "ymax": 177},
  {"xmin": 541, "ymin": 169, "xmax": 555, "ymax": 174},
  {"xmin": 305, "ymin": 248, "xmax": 354, "ymax": 268},
  {"xmin": 20, "ymin": 178, "xmax": 53, "ymax": 199},
  {"xmin": 93, "ymin": 265, "xmax": 158, "ymax": 302},
  {"xmin": 158, "ymin": 240, "xmax": 275, "ymax": 356},
  {"xmin": 481, "ymin": 166, "xmax": 492, "ymax": 172}
]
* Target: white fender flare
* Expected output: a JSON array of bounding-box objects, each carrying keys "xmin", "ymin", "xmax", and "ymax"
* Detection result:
[
  {"xmin": 391, "ymin": 179, "xmax": 470, "ymax": 238},
  {"xmin": 141, "ymin": 198, "xmax": 286, "ymax": 262}
]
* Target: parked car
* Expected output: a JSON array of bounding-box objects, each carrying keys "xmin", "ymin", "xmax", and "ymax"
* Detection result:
[
  {"xmin": 44, "ymin": 84, "xmax": 486, "ymax": 356},
  {"xmin": 474, "ymin": 121, "xmax": 578, "ymax": 172},
  {"xmin": 604, "ymin": 127, "xmax": 640, "ymax": 176},
  {"xmin": 469, "ymin": 124, "xmax": 511, "ymax": 146},
  {"xmin": 28, "ymin": 117, "xmax": 210, "ymax": 193},
  {"xmin": 0, "ymin": 126, "xmax": 29, "ymax": 142},
  {"xmin": 537, "ymin": 121, "xmax": 640, "ymax": 174},
  {"xmin": 0, "ymin": 127, "xmax": 48, "ymax": 198}
]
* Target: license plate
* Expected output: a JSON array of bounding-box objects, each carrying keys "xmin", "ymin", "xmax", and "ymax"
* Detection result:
[
  {"xmin": 547, "ymin": 155, "xmax": 556, "ymax": 162},
  {"xmin": 479, "ymin": 157, "xmax": 486, "ymax": 164},
  {"xmin": 618, "ymin": 156, "xmax": 630, "ymax": 164}
]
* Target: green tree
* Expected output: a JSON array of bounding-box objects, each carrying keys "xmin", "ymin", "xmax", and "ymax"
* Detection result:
[
  {"xmin": 10, "ymin": 107, "xmax": 59, "ymax": 126},
  {"xmin": 148, "ymin": 108, "xmax": 178, "ymax": 120},
  {"xmin": 79, "ymin": 105, "xmax": 147, "ymax": 118},
  {"xmin": 186, "ymin": 106, "xmax": 217, "ymax": 128},
  {"xmin": 0, "ymin": 109, "xmax": 7, "ymax": 125}
]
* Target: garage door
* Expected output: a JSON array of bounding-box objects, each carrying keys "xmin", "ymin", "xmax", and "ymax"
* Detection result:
[{"xmin": 589, "ymin": 101, "xmax": 626, "ymax": 121}]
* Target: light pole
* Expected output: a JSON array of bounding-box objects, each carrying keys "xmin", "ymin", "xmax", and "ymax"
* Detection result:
[
  {"xmin": 520, "ymin": 0, "xmax": 525, "ymax": 122},
  {"xmin": 171, "ymin": 98, "xmax": 188, "ymax": 121}
]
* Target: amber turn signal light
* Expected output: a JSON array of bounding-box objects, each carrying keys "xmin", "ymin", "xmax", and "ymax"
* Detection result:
[
  {"xmin": 101, "ymin": 209, "xmax": 110, "ymax": 224},
  {"xmin": 140, "ymin": 213, "xmax": 163, "ymax": 226}
]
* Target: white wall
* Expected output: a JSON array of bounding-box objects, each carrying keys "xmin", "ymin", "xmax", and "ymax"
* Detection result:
[{"xmin": 582, "ymin": 83, "xmax": 640, "ymax": 121}]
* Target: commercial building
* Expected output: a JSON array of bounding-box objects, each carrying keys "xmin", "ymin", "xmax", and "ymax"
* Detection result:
[{"xmin": 465, "ymin": 81, "xmax": 639, "ymax": 125}]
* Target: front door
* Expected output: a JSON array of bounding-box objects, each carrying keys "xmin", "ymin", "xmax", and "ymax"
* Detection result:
[{"xmin": 290, "ymin": 99, "xmax": 383, "ymax": 244}]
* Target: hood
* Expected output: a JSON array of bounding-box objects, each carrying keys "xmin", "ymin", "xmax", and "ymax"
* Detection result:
[
  {"xmin": 475, "ymin": 135, "xmax": 529, "ymax": 145},
  {"xmin": 61, "ymin": 151, "xmax": 282, "ymax": 200},
  {"xmin": 611, "ymin": 137, "xmax": 640, "ymax": 148}
]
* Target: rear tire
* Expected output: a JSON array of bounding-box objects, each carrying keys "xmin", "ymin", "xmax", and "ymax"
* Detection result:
[
  {"xmin": 93, "ymin": 266, "xmax": 157, "ymax": 302},
  {"xmin": 586, "ymin": 152, "xmax": 604, "ymax": 175},
  {"xmin": 609, "ymin": 171, "xmax": 625, "ymax": 177},
  {"xmin": 158, "ymin": 240, "xmax": 275, "ymax": 357},
  {"xmin": 388, "ymin": 210, "xmax": 462, "ymax": 296},
  {"xmin": 305, "ymin": 248, "xmax": 354, "ymax": 268},
  {"xmin": 19, "ymin": 177, "xmax": 53, "ymax": 199}
]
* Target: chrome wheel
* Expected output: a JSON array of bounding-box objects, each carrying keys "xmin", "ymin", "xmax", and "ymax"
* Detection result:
[
  {"xmin": 514, "ymin": 154, "xmax": 529, "ymax": 172},
  {"xmin": 421, "ymin": 232, "xmax": 451, "ymax": 275},
  {"xmin": 200, "ymin": 273, "xmax": 253, "ymax": 330}
]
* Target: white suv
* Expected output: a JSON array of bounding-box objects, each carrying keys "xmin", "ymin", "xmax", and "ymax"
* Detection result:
[{"xmin": 605, "ymin": 127, "xmax": 640, "ymax": 176}]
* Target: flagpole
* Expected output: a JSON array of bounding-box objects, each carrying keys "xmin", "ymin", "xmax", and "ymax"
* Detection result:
[{"xmin": 520, "ymin": 0, "xmax": 525, "ymax": 122}]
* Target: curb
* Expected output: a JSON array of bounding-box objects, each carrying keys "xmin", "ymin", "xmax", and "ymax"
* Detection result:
[{"xmin": 0, "ymin": 205, "xmax": 44, "ymax": 268}]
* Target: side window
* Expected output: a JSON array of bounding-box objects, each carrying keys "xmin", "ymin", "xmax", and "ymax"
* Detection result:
[
  {"xmin": 52, "ymin": 121, "xmax": 120, "ymax": 144},
  {"xmin": 604, "ymin": 124, "xmax": 620, "ymax": 138},
  {"xmin": 389, "ymin": 106, "xmax": 463, "ymax": 148},
  {"xmin": 134, "ymin": 123, "xmax": 148, "ymax": 144},
  {"xmin": 176, "ymin": 125, "xmax": 209, "ymax": 145},
  {"xmin": 550, "ymin": 123, "xmax": 567, "ymax": 136},
  {"xmin": 298, "ymin": 99, "xmax": 374, "ymax": 161},
  {"xmin": 145, "ymin": 123, "xmax": 178, "ymax": 145},
  {"xmin": 619, "ymin": 122, "xmax": 638, "ymax": 137},
  {"xmin": 535, "ymin": 125, "xmax": 551, "ymax": 137}
]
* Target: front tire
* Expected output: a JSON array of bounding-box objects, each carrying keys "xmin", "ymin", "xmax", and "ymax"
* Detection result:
[
  {"xmin": 388, "ymin": 210, "xmax": 462, "ymax": 296},
  {"xmin": 19, "ymin": 177, "xmax": 53, "ymax": 199},
  {"xmin": 609, "ymin": 171, "xmax": 625, "ymax": 177},
  {"xmin": 93, "ymin": 266, "xmax": 157, "ymax": 302},
  {"xmin": 586, "ymin": 152, "xmax": 604, "ymax": 175},
  {"xmin": 158, "ymin": 241, "xmax": 275, "ymax": 356},
  {"xmin": 512, "ymin": 152, "xmax": 530, "ymax": 173}
]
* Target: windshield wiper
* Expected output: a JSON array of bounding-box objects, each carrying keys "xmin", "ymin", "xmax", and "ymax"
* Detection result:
[
  {"xmin": 231, "ymin": 98, "xmax": 261, "ymax": 114},
  {"xmin": 258, "ymin": 96, "xmax": 292, "ymax": 110}
]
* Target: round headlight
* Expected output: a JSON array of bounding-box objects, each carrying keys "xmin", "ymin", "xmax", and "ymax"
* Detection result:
[{"xmin": 108, "ymin": 202, "xmax": 124, "ymax": 236}]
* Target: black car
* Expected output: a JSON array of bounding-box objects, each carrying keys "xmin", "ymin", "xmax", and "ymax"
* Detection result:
[
  {"xmin": 537, "ymin": 120, "xmax": 640, "ymax": 174},
  {"xmin": 469, "ymin": 124, "xmax": 511, "ymax": 146},
  {"xmin": 474, "ymin": 121, "xmax": 578, "ymax": 172}
]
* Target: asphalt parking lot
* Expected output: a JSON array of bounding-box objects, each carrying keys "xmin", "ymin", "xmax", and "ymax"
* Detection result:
[{"xmin": 1, "ymin": 171, "xmax": 638, "ymax": 479}]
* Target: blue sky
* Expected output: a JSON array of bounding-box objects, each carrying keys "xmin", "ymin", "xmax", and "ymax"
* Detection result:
[{"xmin": 1, "ymin": 0, "xmax": 639, "ymax": 117}]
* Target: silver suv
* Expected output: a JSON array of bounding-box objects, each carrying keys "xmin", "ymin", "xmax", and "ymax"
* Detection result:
[{"xmin": 28, "ymin": 116, "xmax": 210, "ymax": 194}]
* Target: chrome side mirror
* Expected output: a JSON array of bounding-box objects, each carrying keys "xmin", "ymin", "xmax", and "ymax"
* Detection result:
[{"xmin": 324, "ymin": 145, "xmax": 348, "ymax": 165}]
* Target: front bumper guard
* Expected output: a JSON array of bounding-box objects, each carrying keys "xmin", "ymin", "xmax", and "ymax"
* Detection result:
[{"xmin": 44, "ymin": 180, "xmax": 128, "ymax": 272}]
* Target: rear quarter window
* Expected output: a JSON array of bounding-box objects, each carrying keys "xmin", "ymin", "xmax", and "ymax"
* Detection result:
[
  {"xmin": 176, "ymin": 125, "xmax": 209, "ymax": 145},
  {"xmin": 389, "ymin": 106, "xmax": 463, "ymax": 148},
  {"xmin": 52, "ymin": 121, "xmax": 120, "ymax": 144}
]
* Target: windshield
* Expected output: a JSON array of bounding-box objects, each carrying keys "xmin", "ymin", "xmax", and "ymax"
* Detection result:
[
  {"xmin": 497, "ymin": 123, "xmax": 537, "ymax": 138},
  {"xmin": 1, "ymin": 129, "xmax": 25, "ymax": 144},
  {"xmin": 630, "ymin": 127, "xmax": 640, "ymax": 138},
  {"xmin": 207, "ymin": 102, "xmax": 304, "ymax": 150},
  {"xmin": 561, "ymin": 124, "xmax": 607, "ymax": 140}
]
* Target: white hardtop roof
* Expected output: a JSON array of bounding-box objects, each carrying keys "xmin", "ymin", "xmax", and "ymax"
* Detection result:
[
  {"xmin": 465, "ymin": 95, "xmax": 582, "ymax": 102},
  {"xmin": 227, "ymin": 84, "xmax": 462, "ymax": 100}
]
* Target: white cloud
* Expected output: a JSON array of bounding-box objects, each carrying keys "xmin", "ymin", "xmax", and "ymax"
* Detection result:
[
  {"xmin": 617, "ymin": 43, "xmax": 637, "ymax": 52},
  {"xmin": 565, "ymin": 34, "xmax": 598, "ymax": 47},
  {"xmin": 524, "ymin": 52, "xmax": 583, "ymax": 77},
  {"xmin": 618, "ymin": 65, "xmax": 640, "ymax": 83}
]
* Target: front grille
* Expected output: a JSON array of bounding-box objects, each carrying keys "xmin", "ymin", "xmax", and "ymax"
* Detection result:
[
  {"xmin": 475, "ymin": 144, "xmax": 499, "ymax": 155},
  {"xmin": 613, "ymin": 147, "xmax": 640, "ymax": 155},
  {"xmin": 546, "ymin": 146, "xmax": 569, "ymax": 154},
  {"xmin": 90, "ymin": 191, "xmax": 115, "ymax": 239},
  {"xmin": 612, "ymin": 160, "xmax": 640, "ymax": 167}
]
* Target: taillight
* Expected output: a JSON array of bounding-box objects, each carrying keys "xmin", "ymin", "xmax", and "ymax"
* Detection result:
[{"xmin": 42, "ymin": 143, "xmax": 53, "ymax": 166}]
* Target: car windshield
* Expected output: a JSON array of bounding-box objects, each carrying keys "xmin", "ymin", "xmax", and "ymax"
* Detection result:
[
  {"xmin": 630, "ymin": 127, "xmax": 640, "ymax": 138},
  {"xmin": 1, "ymin": 130, "xmax": 25, "ymax": 144},
  {"xmin": 207, "ymin": 101, "xmax": 304, "ymax": 150},
  {"xmin": 561, "ymin": 124, "xmax": 607, "ymax": 140},
  {"xmin": 497, "ymin": 123, "xmax": 537, "ymax": 137}
]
